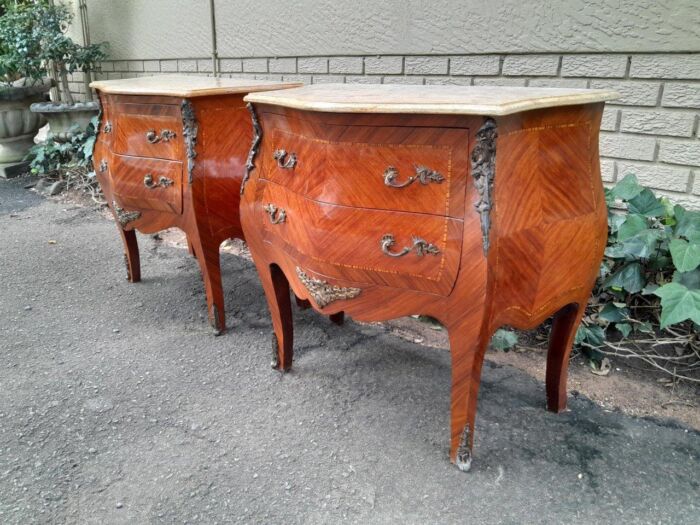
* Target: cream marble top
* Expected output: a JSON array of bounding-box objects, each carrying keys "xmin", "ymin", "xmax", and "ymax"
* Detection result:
[
  {"xmin": 90, "ymin": 75, "xmax": 302, "ymax": 98},
  {"xmin": 244, "ymin": 84, "xmax": 619, "ymax": 116}
]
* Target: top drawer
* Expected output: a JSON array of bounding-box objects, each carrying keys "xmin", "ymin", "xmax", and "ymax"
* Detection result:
[
  {"xmin": 260, "ymin": 124, "xmax": 469, "ymax": 218},
  {"xmin": 112, "ymin": 103, "xmax": 182, "ymax": 160}
]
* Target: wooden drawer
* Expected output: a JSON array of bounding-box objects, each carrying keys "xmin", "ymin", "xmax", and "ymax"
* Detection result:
[
  {"xmin": 113, "ymin": 103, "xmax": 182, "ymax": 160},
  {"xmin": 111, "ymin": 153, "xmax": 183, "ymax": 214},
  {"xmin": 260, "ymin": 125, "xmax": 469, "ymax": 218},
  {"xmin": 262, "ymin": 128, "xmax": 327, "ymax": 187},
  {"xmin": 259, "ymin": 180, "xmax": 463, "ymax": 296}
]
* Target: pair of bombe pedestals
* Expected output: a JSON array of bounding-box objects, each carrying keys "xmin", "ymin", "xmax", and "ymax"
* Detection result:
[{"xmin": 91, "ymin": 75, "xmax": 617, "ymax": 470}]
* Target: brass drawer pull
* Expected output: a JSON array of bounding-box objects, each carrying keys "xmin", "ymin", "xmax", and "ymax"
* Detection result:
[
  {"xmin": 263, "ymin": 203, "xmax": 287, "ymax": 224},
  {"xmin": 273, "ymin": 149, "xmax": 297, "ymax": 169},
  {"xmin": 143, "ymin": 174, "xmax": 174, "ymax": 189},
  {"xmin": 145, "ymin": 129, "xmax": 177, "ymax": 144},
  {"xmin": 380, "ymin": 234, "xmax": 440, "ymax": 257},
  {"xmin": 103, "ymin": 121, "xmax": 112, "ymax": 133},
  {"xmin": 99, "ymin": 159, "xmax": 108, "ymax": 173},
  {"xmin": 383, "ymin": 165, "xmax": 444, "ymax": 188}
]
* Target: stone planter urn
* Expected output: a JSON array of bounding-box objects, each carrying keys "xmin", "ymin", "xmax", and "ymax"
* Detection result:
[
  {"xmin": 30, "ymin": 101, "xmax": 100, "ymax": 143},
  {"xmin": 0, "ymin": 78, "xmax": 52, "ymax": 178}
]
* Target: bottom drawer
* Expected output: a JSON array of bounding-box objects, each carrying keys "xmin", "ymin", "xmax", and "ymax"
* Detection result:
[
  {"xmin": 111, "ymin": 153, "xmax": 183, "ymax": 214},
  {"xmin": 260, "ymin": 181, "xmax": 463, "ymax": 296}
]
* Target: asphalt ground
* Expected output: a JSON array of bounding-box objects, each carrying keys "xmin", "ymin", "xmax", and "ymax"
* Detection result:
[{"xmin": 1, "ymin": 177, "xmax": 698, "ymax": 524}]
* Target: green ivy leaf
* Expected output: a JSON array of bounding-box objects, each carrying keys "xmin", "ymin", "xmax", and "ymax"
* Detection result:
[
  {"xmin": 599, "ymin": 302, "xmax": 629, "ymax": 322},
  {"xmin": 641, "ymin": 283, "xmax": 659, "ymax": 295},
  {"xmin": 635, "ymin": 321, "xmax": 654, "ymax": 333},
  {"xmin": 491, "ymin": 329, "xmax": 518, "ymax": 351},
  {"xmin": 673, "ymin": 269, "xmax": 700, "ymax": 290},
  {"xmin": 611, "ymin": 173, "xmax": 643, "ymax": 201},
  {"xmin": 627, "ymin": 189, "xmax": 666, "ymax": 217},
  {"xmin": 603, "ymin": 262, "xmax": 644, "ymax": 293},
  {"xmin": 653, "ymin": 282, "xmax": 700, "ymax": 328},
  {"xmin": 575, "ymin": 325, "xmax": 605, "ymax": 347},
  {"xmin": 608, "ymin": 212, "xmax": 626, "ymax": 234},
  {"xmin": 619, "ymin": 229, "xmax": 663, "ymax": 259},
  {"xmin": 674, "ymin": 206, "xmax": 700, "ymax": 239},
  {"xmin": 604, "ymin": 244, "xmax": 627, "ymax": 259},
  {"xmin": 615, "ymin": 323, "xmax": 632, "ymax": 337},
  {"xmin": 617, "ymin": 214, "xmax": 647, "ymax": 241},
  {"xmin": 669, "ymin": 238, "xmax": 700, "ymax": 272},
  {"xmin": 648, "ymin": 254, "xmax": 672, "ymax": 271}
]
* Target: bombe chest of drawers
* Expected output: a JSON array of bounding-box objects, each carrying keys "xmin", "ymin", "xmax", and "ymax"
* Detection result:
[
  {"xmin": 91, "ymin": 76, "xmax": 300, "ymax": 333},
  {"xmin": 240, "ymin": 84, "xmax": 618, "ymax": 470}
]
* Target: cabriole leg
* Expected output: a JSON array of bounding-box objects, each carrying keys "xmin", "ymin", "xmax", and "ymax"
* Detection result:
[
  {"xmin": 190, "ymin": 233, "xmax": 225, "ymax": 335},
  {"xmin": 546, "ymin": 301, "xmax": 587, "ymax": 412},
  {"xmin": 186, "ymin": 235, "xmax": 196, "ymax": 257},
  {"xmin": 447, "ymin": 319, "xmax": 490, "ymax": 472},
  {"xmin": 329, "ymin": 312, "xmax": 345, "ymax": 325},
  {"xmin": 118, "ymin": 228, "xmax": 140, "ymax": 283},
  {"xmin": 259, "ymin": 264, "xmax": 294, "ymax": 371}
]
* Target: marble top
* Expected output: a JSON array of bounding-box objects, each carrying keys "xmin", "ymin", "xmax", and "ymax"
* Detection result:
[
  {"xmin": 244, "ymin": 84, "xmax": 619, "ymax": 116},
  {"xmin": 90, "ymin": 75, "xmax": 302, "ymax": 97}
]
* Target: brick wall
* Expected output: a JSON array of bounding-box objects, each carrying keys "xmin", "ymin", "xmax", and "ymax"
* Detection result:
[{"xmin": 81, "ymin": 52, "xmax": 700, "ymax": 208}]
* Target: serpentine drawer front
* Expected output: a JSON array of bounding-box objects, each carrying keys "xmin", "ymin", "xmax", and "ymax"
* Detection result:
[
  {"xmin": 90, "ymin": 76, "xmax": 301, "ymax": 334},
  {"xmin": 241, "ymin": 84, "xmax": 618, "ymax": 471},
  {"xmin": 113, "ymin": 105, "xmax": 183, "ymax": 160},
  {"xmin": 110, "ymin": 153, "xmax": 183, "ymax": 215},
  {"xmin": 262, "ymin": 123, "xmax": 469, "ymax": 216},
  {"xmin": 259, "ymin": 179, "xmax": 463, "ymax": 295}
]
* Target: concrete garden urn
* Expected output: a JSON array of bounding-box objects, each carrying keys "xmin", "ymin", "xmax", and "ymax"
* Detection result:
[
  {"xmin": 0, "ymin": 78, "xmax": 52, "ymax": 178},
  {"xmin": 30, "ymin": 100, "xmax": 100, "ymax": 143}
]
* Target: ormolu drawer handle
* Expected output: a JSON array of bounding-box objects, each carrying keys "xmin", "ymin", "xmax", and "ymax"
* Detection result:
[
  {"xmin": 103, "ymin": 121, "xmax": 112, "ymax": 133},
  {"xmin": 263, "ymin": 203, "xmax": 286, "ymax": 224},
  {"xmin": 143, "ymin": 174, "xmax": 174, "ymax": 189},
  {"xmin": 99, "ymin": 159, "xmax": 108, "ymax": 173},
  {"xmin": 380, "ymin": 234, "xmax": 440, "ymax": 257},
  {"xmin": 383, "ymin": 165, "xmax": 444, "ymax": 188},
  {"xmin": 273, "ymin": 149, "xmax": 297, "ymax": 169},
  {"xmin": 145, "ymin": 129, "xmax": 177, "ymax": 144}
]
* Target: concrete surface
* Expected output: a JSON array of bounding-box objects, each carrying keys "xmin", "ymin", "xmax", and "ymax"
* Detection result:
[
  {"xmin": 77, "ymin": 0, "xmax": 700, "ymax": 58},
  {"xmin": 0, "ymin": 177, "xmax": 698, "ymax": 524}
]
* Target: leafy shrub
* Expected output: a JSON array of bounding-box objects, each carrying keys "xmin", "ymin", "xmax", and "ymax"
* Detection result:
[
  {"xmin": 0, "ymin": 2, "xmax": 107, "ymax": 100},
  {"xmin": 25, "ymin": 116, "xmax": 103, "ymax": 203},
  {"xmin": 27, "ymin": 115, "xmax": 98, "ymax": 176},
  {"xmin": 578, "ymin": 174, "xmax": 700, "ymax": 343}
]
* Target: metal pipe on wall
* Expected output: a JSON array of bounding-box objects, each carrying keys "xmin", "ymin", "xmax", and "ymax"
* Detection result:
[
  {"xmin": 209, "ymin": 0, "xmax": 219, "ymax": 77},
  {"xmin": 78, "ymin": 0, "xmax": 94, "ymax": 101}
]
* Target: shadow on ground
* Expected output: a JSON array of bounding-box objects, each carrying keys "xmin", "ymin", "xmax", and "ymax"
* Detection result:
[{"xmin": 1, "ymin": 178, "xmax": 698, "ymax": 524}]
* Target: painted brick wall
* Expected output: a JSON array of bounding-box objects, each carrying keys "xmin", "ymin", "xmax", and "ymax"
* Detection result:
[{"xmin": 81, "ymin": 52, "xmax": 700, "ymax": 208}]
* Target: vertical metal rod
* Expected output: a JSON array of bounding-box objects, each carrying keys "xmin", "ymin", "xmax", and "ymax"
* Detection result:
[
  {"xmin": 209, "ymin": 0, "xmax": 219, "ymax": 77},
  {"xmin": 46, "ymin": 0, "xmax": 60, "ymax": 101},
  {"xmin": 78, "ymin": 0, "xmax": 93, "ymax": 101}
]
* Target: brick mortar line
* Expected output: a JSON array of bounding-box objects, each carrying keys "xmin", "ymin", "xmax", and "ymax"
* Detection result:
[
  {"xmin": 603, "ymin": 155, "xmax": 700, "ymax": 170},
  {"xmin": 99, "ymin": 51, "xmax": 700, "ymax": 61}
]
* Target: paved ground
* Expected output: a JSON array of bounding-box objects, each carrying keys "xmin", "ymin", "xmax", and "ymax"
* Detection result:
[{"xmin": 0, "ymin": 177, "xmax": 698, "ymax": 524}]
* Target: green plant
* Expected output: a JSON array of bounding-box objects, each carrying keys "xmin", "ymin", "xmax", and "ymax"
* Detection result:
[
  {"xmin": 0, "ymin": 2, "xmax": 46, "ymax": 86},
  {"xmin": 30, "ymin": 2, "xmax": 106, "ymax": 104},
  {"xmin": 584, "ymin": 174, "xmax": 700, "ymax": 335},
  {"xmin": 27, "ymin": 114, "xmax": 97, "ymax": 175},
  {"xmin": 0, "ymin": 1, "xmax": 106, "ymax": 99},
  {"xmin": 25, "ymin": 115, "xmax": 103, "ymax": 202}
]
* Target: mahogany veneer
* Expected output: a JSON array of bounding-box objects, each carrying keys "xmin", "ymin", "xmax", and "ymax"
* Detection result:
[
  {"xmin": 241, "ymin": 85, "xmax": 618, "ymax": 470},
  {"xmin": 91, "ymin": 76, "xmax": 300, "ymax": 333}
]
